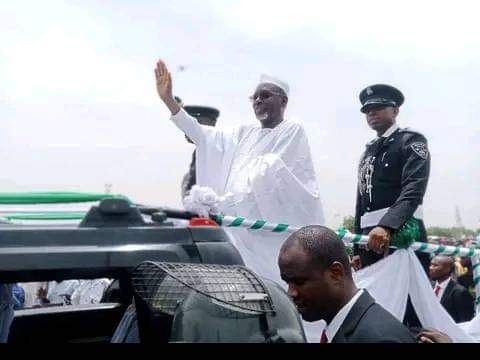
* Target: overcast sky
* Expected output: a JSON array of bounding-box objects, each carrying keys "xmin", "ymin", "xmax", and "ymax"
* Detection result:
[{"xmin": 1, "ymin": 0, "xmax": 479, "ymax": 229}]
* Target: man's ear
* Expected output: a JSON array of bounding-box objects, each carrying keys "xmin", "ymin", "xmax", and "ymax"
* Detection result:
[
  {"xmin": 328, "ymin": 261, "xmax": 346, "ymax": 281},
  {"xmin": 393, "ymin": 107, "xmax": 400, "ymax": 117},
  {"xmin": 281, "ymin": 97, "xmax": 288, "ymax": 107}
]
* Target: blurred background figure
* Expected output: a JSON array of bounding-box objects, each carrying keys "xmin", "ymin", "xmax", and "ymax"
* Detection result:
[
  {"xmin": 12, "ymin": 284, "xmax": 25, "ymax": 310},
  {"xmin": 179, "ymin": 102, "xmax": 220, "ymax": 201},
  {"xmin": 429, "ymin": 255, "xmax": 474, "ymax": 323},
  {"xmin": 457, "ymin": 257, "xmax": 475, "ymax": 299}
]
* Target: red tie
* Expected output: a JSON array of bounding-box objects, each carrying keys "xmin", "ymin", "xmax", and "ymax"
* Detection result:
[
  {"xmin": 320, "ymin": 330, "xmax": 328, "ymax": 343},
  {"xmin": 434, "ymin": 285, "xmax": 441, "ymax": 297}
]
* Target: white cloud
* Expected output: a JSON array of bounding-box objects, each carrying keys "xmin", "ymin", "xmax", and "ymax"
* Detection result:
[
  {"xmin": 211, "ymin": 0, "xmax": 480, "ymax": 65},
  {"xmin": 1, "ymin": 1, "xmax": 156, "ymax": 105}
]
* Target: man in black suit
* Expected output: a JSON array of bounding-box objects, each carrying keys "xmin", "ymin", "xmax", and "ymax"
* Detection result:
[
  {"xmin": 429, "ymin": 255, "xmax": 475, "ymax": 323},
  {"xmin": 278, "ymin": 225, "xmax": 416, "ymax": 343}
]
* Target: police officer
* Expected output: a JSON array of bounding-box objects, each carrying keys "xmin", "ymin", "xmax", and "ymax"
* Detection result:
[
  {"xmin": 353, "ymin": 84, "xmax": 431, "ymax": 328},
  {"xmin": 353, "ymin": 84, "xmax": 431, "ymax": 271},
  {"xmin": 180, "ymin": 104, "xmax": 220, "ymax": 200}
]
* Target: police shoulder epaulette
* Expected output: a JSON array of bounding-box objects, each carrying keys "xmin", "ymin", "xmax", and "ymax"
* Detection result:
[{"xmin": 399, "ymin": 127, "xmax": 425, "ymax": 137}]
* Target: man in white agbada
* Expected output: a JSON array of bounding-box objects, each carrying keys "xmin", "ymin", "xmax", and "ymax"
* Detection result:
[{"xmin": 155, "ymin": 60, "xmax": 325, "ymax": 341}]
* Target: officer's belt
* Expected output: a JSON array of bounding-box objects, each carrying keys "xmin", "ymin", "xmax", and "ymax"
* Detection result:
[{"xmin": 360, "ymin": 205, "xmax": 423, "ymax": 229}]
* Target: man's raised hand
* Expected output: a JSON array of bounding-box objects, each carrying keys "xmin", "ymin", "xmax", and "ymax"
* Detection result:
[
  {"xmin": 154, "ymin": 60, "xmax": 172, "ymax": 100},
  {"xmin": 154, "ymin": 59, "xmax": 181, "ymax": 115}
]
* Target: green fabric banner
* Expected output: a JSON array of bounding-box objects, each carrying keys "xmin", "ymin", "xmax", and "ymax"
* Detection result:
[{"xmin": 0, "ymin": 192, "xmax": 129, "ymax": 204}]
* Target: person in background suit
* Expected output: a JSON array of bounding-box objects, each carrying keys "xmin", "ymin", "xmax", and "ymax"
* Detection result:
[
  {"xmin": 0, "ymin": 284, "xmax": 14, "ymax": 343},
  {"xmin": 278, "ymin": 225, "xmax": 415, "ymax": 343},
  {"xmin": 429, "ymin": 255, "xmax": 475, "ymax": 323},
  {"xmin": 12, "ymin": 284, "xmax": 25, "ymax": 310},
  {"xmin": 457, "ymin": 257, "xmax": 475, "ymax": 297}
]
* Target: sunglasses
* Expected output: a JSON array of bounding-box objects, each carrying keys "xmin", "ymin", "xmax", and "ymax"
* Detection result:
[{"xmin": 249, "ymin": 90, "xmax": 285, "ymax": 102}]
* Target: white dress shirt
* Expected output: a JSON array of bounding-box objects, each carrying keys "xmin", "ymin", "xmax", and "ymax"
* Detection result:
[
  {"xmin": 324, "ymin": 289, "xmax": 364, "ymax": 343},
  {"xmin": 378, "ymin": 123, "xmax": 399, "ymax": 139},
  {"xmin": 434, "ymin": 277, "xmax": 451, "ymax": 300}
]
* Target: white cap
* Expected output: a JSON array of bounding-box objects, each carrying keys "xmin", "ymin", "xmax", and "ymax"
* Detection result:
[{"xmin": 259, "ymin": 74, "xmax": 289, "ymax": 97}]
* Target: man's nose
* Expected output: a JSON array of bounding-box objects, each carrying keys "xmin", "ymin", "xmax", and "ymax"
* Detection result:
[{"xmin": 287, "ymin": 284, "xmax": 298, "ymax": 298}]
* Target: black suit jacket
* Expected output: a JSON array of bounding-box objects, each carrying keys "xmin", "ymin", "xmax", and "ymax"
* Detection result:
[
  {"xmin": 181, "ymin": 151, "xmax": 196, "ymax": 200},
  {"xmin": 440, "ymin": 279, "xmax": 475, "ymax": 323},
  {"xmin": 332, "ymin": 290, "xmax": 416, "ymax": 343}
]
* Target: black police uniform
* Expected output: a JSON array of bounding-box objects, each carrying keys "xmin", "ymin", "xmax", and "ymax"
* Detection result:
[
  {"xmin": 180, "ymin": 105, "xmax": 219, "ymax": 200},
  {"xmin": 353, "ymin": 84, "xmax": 431, "ymax": 327},
  {"xmin": 353, "ymin": 126, "xmax": 431, "ymax": 268},
  {"xmin": 181, "ymin": 151, "xmax": 196, "ymax": 200}
]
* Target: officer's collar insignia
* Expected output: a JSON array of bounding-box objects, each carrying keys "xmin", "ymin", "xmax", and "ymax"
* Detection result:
[
  {"xmin": 411, "ymin": 142, "xmax": 429, "ymax": 159},
  {"xmin": 389, "ymin": 138, "xmax": 395, "ymax": 142},
  {"xmin": 366, "ymin": 87, "xmax": 373, "ymax": 96}
]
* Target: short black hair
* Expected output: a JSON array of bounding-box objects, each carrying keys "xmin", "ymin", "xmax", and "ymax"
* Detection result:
[
  {"xmin": 281, "ymin": 225, "xmax": 352, "ymax": 276},
  {"xmin": 433, "ymin": 255, "xmax": 455, "ymax": 274}
]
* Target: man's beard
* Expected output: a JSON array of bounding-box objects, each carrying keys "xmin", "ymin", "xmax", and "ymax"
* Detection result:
[{"xmin": 257, "ymin": 112, "xmax": 269, "ymax": 121}]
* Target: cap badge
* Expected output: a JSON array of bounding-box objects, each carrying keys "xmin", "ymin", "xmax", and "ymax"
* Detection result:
[{"xmin": 366, "ymin": 87, "xmax": 373, "ymax": 96}]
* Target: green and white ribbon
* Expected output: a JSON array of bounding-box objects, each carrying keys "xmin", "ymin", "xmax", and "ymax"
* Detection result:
[
  {"xmin": 213, "ymin": 214, "xmax": 480, "ymax": 308},
  {"xmin": 214, "ymin": 214, "xmax": 294, "ymax": 233},
  {"xmin": 472, "ymin": 255, "xmax": 480, "ymax": 313},
  {"xmin": 213, "ymin": 214, "xmax": 480, "ymax": 256}
]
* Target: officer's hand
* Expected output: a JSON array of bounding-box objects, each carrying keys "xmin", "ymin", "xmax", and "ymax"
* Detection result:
[
  {"xmin": 154, "ymin": 59, "xmax": 180, "ymax": 115},
  {"xmin": 367, "ymin": 227, "xmax": 391, "ymax": 256},
  {"xmin": 351, "ymin": 255, "xmax": 362, "ymax": 271}
]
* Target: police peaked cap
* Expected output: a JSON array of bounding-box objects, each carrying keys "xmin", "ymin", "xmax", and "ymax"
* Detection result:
[
  {"xmin": 183, "ymin": 105, "xmax": 220, "ymax": 126},
  {"xmin": 359, "ymin": 84, "xmax": 405, "ymax": 113}
]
